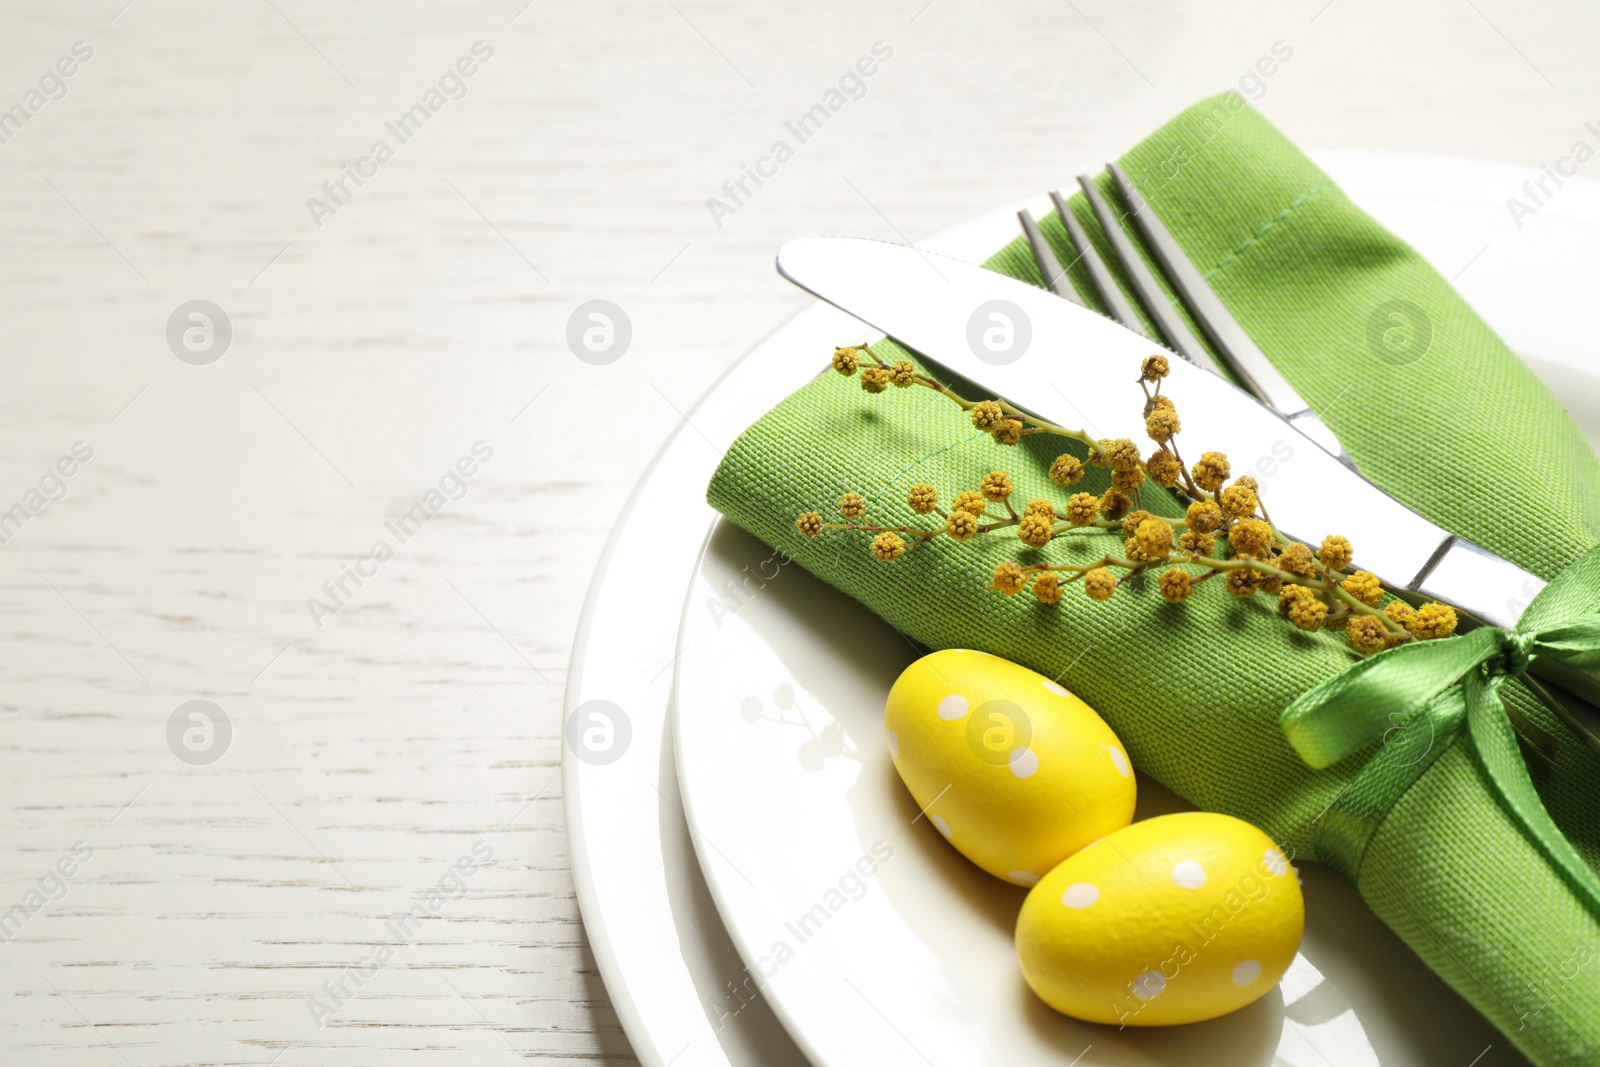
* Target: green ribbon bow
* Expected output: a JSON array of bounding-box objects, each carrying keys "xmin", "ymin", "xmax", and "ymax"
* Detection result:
[{"xmin": 1277, "ymin": 546, "xmax": 1600, "ymax": 910}]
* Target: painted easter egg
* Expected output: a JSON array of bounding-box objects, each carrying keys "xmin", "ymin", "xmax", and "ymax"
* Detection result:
[
  {"xmin": 1016, "ymin": 811, "xmax": 1303, "ymax": 1026},
  {"xmin": 884, "ymin": 648, "xmax": 1135, "ymax": 887}
]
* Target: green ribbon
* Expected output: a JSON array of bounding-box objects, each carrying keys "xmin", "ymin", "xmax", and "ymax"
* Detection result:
[{"xmin": 1278, "ymin": 546, "xmax": 1600, "ymax": 906}]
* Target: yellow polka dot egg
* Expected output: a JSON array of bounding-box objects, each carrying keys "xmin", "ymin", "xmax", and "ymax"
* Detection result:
[
  {"xmin": 1016, "ymin": 811, "xmax": 1304, "ymax": 1026},
  {"xmin": 884, "ymin": 648, "xmax": 1136, "ymax": 887}
]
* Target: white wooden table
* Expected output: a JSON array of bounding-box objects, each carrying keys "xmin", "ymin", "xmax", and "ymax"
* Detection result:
[{"xmin": 1, "ymin": 1, "xmax": 1595, "ymax": 1063}]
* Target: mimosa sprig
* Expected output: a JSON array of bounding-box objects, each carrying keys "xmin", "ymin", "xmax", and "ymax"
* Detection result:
[{"xmin": 797, "ymin": 345, "xmax": 1458, "ymax": 654}]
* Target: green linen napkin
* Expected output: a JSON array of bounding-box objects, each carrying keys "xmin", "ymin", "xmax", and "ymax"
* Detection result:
[{"xmin": 707, "ymin": 94, "xmax": 1600, "ymax": 1066}]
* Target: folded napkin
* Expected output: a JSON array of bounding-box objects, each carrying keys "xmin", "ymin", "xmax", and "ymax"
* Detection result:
[{"xmin": 707, "ymin": 95, "xmax": 1600, "ymax": 1066}]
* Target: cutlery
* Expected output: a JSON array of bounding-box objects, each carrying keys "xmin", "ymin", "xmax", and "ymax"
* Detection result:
[
  {"xmin": 774, "ymin": 235, "xmax": 1600, "ymax": 747},
  {"xmin": 1020, "ymin": 167, "xmax": 1350, "ymax": 466},
  {"xmin": 1071, "ymin": 175, "xmax": 1221, "ymax": 377},
  {"xmin": 1015, "ymin": 207, "xmax": 1083, "ymax": 306}
]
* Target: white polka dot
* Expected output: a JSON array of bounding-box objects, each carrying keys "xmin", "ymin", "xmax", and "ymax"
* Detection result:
[
  {"xmin": 931, "ymin": 814, "xmax": 952, "ymax": 839},
  {"xmin": 1132, "ymin": 971, "xmax": 1166, "ymax": 1000},
  {"xmin": 1232, "ymin": 960, "xmax": 1262, "ymax": 987},
  {"xmin": 937, "ymin": 694, "xmax": 968, "ymax": 720},
  {"xmin": 1008, "ymin": 748, "xmax": 1039, "ymax": 779},
  {"xmin": 1009, "ymin": 870, "xmax": 1039, "ymax": 887},
  {"xmin": 886, "ymin": 731, "xmax": 899, "ymax": 758},
  {"xmin": 1172, "ymin": 860, "xmax": 1207, "ymax": 889},
  {"xmin": 1060, "ymin": 882, "xmax": 1099, "ymax": 908},
  {"xmin": 1107, "ymin": 746, "xmax": 1130, "ymax": 778},
  {"xmin": 1263, "ymin": 848, "xmax": 1288, "ymax": 877},
  {"xmin": 1042, "ymin": 679, "xmax": 1071, "ymax": 698}
]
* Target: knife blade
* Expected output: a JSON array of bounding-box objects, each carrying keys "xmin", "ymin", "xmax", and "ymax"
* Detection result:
[{"xmin": 776, "ymin": 236, "xmax": 1600, "ymax": 730}]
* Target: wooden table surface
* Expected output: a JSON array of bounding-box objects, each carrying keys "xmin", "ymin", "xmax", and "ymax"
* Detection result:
[{"xmin": 2, "ymin": 0, "xmax": 1597, "ymax": 1063}]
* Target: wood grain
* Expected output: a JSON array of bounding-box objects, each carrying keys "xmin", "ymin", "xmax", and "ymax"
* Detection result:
[{"xmin": 0, "ymin": 0, "xmax": 1594, "ymax": 1062}]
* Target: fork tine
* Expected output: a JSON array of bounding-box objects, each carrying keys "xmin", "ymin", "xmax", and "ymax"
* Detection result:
[
  {"xmin": 1017, "ymin": 209, "xmax": 1084, "ymax": 305},
  {"xmin": 1074, "ymin": 174, "xmax": 1220, "ymax": 374},
  {"xmin": 1048, "ymin": 190, "xmax": 1147, "ymax": 336},
  {"xmin": 1106, "ymin": 162, "xmax": 1303, "ymax": 411}
]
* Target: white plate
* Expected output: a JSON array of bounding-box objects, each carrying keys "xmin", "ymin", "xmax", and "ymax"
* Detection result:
[
  {"xmin": 673, "ymin": 538, "xmax": 1532, "ymax": 1067},
  {"xmin": 566, "ymin": 151, "xmax": 1600, "ymax": 1067}
]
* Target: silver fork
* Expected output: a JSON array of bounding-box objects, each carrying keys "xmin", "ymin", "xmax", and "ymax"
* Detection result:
[{"xmin": 1018, "ymin": 165, "xmax": 1351, "ymax": 468}]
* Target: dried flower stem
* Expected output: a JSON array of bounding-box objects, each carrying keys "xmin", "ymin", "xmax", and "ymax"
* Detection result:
[
  {"xmin": 798, "ymin": 345, "xmax": 1457, "ymax": 655},
  {"xmin": 858, "ymin": 345, "xmax": 1100, "ymax": 451}
]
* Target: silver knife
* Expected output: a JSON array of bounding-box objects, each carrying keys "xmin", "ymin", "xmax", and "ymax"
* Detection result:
[{"xmin": 776, "ymin": 236, "xmax": 1600, "ymax": 734}]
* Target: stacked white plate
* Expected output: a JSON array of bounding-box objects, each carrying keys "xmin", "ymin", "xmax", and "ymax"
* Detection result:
[{"xmin": 566, "ymin": 152, "xmax": 1600, "ymax": 1067}]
